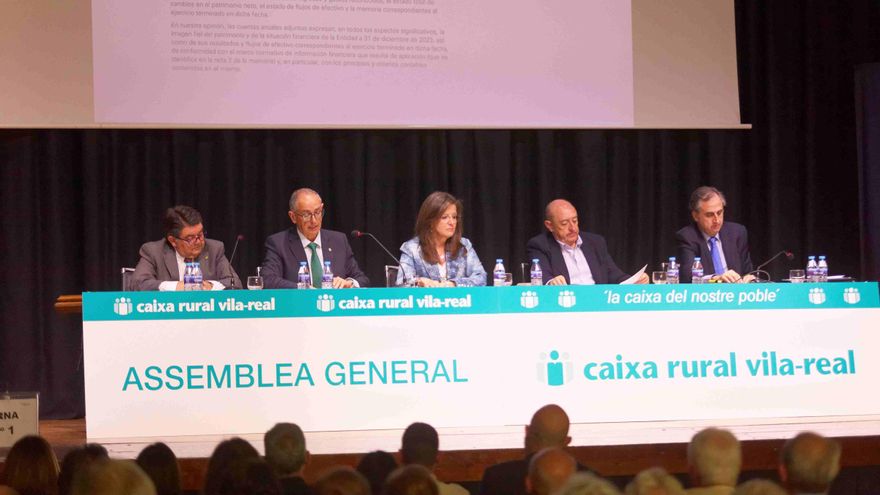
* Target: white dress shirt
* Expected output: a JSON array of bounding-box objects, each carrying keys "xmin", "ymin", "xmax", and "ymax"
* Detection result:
[{"xmin": 558, "ymin": 236, "xmax": 596, "ymax": 285}]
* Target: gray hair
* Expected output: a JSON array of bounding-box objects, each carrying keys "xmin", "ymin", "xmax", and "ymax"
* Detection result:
[
  {"xmin": 555, "ymin": 472, "xmax": 622, "ymax": 495},
  {"xmin": 289, "ymin": 188, "xmax": 321, "ymax": 212},
  {"xmin": 264, "ymin": 422, "xmax": 307, "ymax": 476},
  {"xmin": 687, "ymin": 427, "xmax": 741, "ymax": 487},
  {"xmin": 733, "ymin": 479, "xmax": 787, "ymax": 495},
  {"xmin": 688, "ymin": 186, "xmax": 726, "ymax": 212},
  {"xmin": 780, "ymin": 432, "xmax": 841, "ymax": 493},
  {"xmin": 624, "ymin": 467, "xmax": 684, "ymax": 495}
]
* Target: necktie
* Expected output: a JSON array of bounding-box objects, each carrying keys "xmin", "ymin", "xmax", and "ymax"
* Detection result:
[
  {"xmin": 307, "ymin": 242, "xmax": 323, "ymax": 288},
  {"xmin": 709, "ymin": 236, "xmax": 724, "ymax": 275}
]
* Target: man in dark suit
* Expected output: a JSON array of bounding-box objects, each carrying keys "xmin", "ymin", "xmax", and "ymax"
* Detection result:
[
  {"xmin": 480, "ymin": 404, "xmax": 590, "ymax": 495},
  {"xmin": 132, "ymin": 205, "xmax": 241, "ymax": 291},
  {"xmin": 676, "ymin": 186, "xmax": 754, "ymax": 283},
  {"xmin": 265, "ymin": 423, "xmax": 313, "ymax": 495},
  {"xmin": 261, "ymin": 188, "xmax": 369, "ymax": 289},
  {"xmin": 526, "ymin": 199, "xmax": 647, "ymax": 285}
]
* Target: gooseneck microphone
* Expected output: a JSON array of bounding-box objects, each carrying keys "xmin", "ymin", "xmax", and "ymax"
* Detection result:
[
  {"xmin": 748, "ymin": 250, "xmax": 794, "ymax": 282},
  {"xmin": 227, "ymin": 234, "xmax": 245, "ymax": 289},
  {"xmin": 351, "ymin": 230, "xmax": 410, "ymax": 285}
]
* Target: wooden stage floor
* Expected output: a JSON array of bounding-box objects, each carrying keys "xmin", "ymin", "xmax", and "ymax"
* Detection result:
[{"xmin": 2, "ymin": 418, "xmax": 879, "ymax": 492}]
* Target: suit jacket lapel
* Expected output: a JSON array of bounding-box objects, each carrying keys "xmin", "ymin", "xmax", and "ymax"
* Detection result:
[
  {"xmin": 163, "ymin": 244, "xmax": 180, "ymax": 281},
  {"xmin": 323, "ymin": 231, "xmax": 336, "ymax": 269},
  {"xmin": 547, "ymin": 233, "xmax": 570, "ymax": 284},
  {"xmin": 287, "ymin": 228, "xmax": 308, "ymax": 265},
  {"xmin": 695, "ymin": 224, "xmax": 717, "ymax": 274},
  {"xmin": 580, "ymin": 238, "xmax": 604, "ymax": 284},
  {"xmin": 197, "ymin": 248, "xmax": 212, "ymax": 279}
]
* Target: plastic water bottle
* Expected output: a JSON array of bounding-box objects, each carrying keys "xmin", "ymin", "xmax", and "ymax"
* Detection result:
[
  {"xmin": 321, "ymin": 260, "xmax": 333, "ymax": 289},
  {"xmin": 806, "ymin": 256, "xmax": 818, "ymax": 283},
  {"xmin": 530, "ymin": 259, "xmax": 543, "ymax": 286},
  {"xmin": 191, "ymin": 261, "xmax": 203, "ymax": 291},
  {"xmin": 817, "ymin": 255, "xmax": 828, "ymax": 283},
  {"xmin": 493, "ymin": 259, "xmax": 506, "ymax": 286},
  {"xmin": 691, "ymin": 257, "xmax": 704, "ymax": 284},
  {"xmin": 183, "ymin": 262, "xmax": 195, "ymax": 291},
  {"xmin": 296, "ymin": 261, "xmax": 310, "ymax": 289},
  {"xmin": 666, "ymin": 257, "xmax": 679, "ymax": 284}
]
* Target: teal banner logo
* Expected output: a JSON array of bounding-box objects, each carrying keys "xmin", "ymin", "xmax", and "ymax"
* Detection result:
[
  {"xmin": 113, "ymin": 297, "xmax": 133, "ymax": 316},
  {"xmin": 539, "ymin": 350, "xmax": 573, "ymax": 386}
]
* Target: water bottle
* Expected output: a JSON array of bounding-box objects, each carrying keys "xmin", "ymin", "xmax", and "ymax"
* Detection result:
[
  {"xmin": 321, "ymin": 260, "xmax": 333, "ymax": 289},
  {"xmin": 493, "ymin": 259, "xmax": 506, "ymax": 286},
  {"xmin": 296, "ymin": 261, "xmax": 310, "ymax": 289},
  {"xmin": 666, "ymin": 257, "xmax": 679, "ymax": 284},
  {"xmin": 806, "ymin": 256, "xmax": 818, "ymax": 283},
  {"xmin": 691, "ymin": 257, "xmax": 704, "ymax": 284},
  {"xmin": 817, "ymin": 255, "xmax": 828, "ymax": 283},
  {"xmin": 191, "ymin": 261, "xmax": 204, "ymax": 291},
  {"xmin": 183, "ymin": 262, "xmax": 195, "ymax": 291},
  {"xmin": 530, "ymin": 259, "xmax": 543, "ymax": 286}
]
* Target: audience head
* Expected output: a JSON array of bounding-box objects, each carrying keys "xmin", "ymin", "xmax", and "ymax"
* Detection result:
[
  {"xmin": 526, "ymin": 447, "xmax": 576, "ymax": 495},
  {"xmin": 163, "ymin": 205, "xmax": 206, "ymax": 259},
  {"xmin": 203, "ymin": 437, "xmax": 261, "ymax": 495},
  {"xmin": 314, "ymin": 466, "xmax": 370, "ymax": 495},
  {"xmin": 0, "ymin": 435, "xmax": 60, "ymax": 495},
  {"xmin": 544, "ymin": 199, "xmax": 580, "ymax": 248},
  {"xmin": 556, "ymin": 472, "xmax": 622, "ymax": 495},
  {"xmin": 135, "ymin": 442, "xmax": 181, "ymax": 495},
  {"xmin": 58, "ymin": 444, "xmax": 109, "ymax": 495},
  {"xmin": 264, "ymin": 422, "xmax": 309, "ymax": 478},
  {"xmin": 383, "ymin": 465, "xmax": 438, "ymax": 495},
  {"xmin": 400, "ymin": 423, "xmax": 439, "ymax": 469},
  {"xmin": 687, "ymin": 427, "xmax": 741, "ymax": 488},
  {"xmin": 357, "ymin": 451, "xmax": 398, "ymax": 495},
  {"xmin": 688, "ymin": 186, "xmax": 726, "ymax": 238},
  {"xmin": 415, "ymin": 191, "xmax": 464, "ymax": 263},
  {"xmin": 778, "ymin": 432, "xmax": 840, "ymax": 494},
  {"xmin": 733, "ymin": 479, "xmax": 787, "ymax": 495},
  {"xmin": 525, "ymin": 404, "xmax": 572, "ymax": 455},
  {"xmin": 70, "ymin": 459, "xmax": 156, "ymax": 495},
  {"xmin": 624, "ymin": 467, "xmax": 684, "ymax": 495},
  {"xmin": 288, "ymin": 188, "xmax": 324, "ymax": 241}
]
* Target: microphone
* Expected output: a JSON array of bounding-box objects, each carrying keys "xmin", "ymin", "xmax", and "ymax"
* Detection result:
[
  {"xmin": 351, "ymin": 230, "xmax": 410, "ymax": 285},
  {"xmin": 748, "ymin": 250, "xmax": 794, "ymax": 282},
  {"xmin": 227, "ymin": 234, "xmax": 244, "ymax": 289}
]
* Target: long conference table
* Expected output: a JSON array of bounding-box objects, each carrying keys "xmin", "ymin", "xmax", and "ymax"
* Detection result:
[{"xmin": 81, "ymin": 282, "xmax": 880, "ymax": 457}]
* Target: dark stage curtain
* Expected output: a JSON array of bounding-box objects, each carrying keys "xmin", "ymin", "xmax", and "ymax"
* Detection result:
[{"xmin": 0, "ymin": 1, "xmax": 878, "ymax": 418}]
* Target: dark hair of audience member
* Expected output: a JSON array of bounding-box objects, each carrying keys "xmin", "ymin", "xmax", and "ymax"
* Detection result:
[
  {"xmin": 229, "ymin": 459, "xmax": 281, "ymax": 495},
  {"xmin": 383, "ymin": 465, "xmax": 437, "ymax": 495},
  {"xmin": 0, "ymin": 435, "xmax": 60, "ymax": 495},
  {"xmin": 58, "ymin": 444, "xmax": 109, "ymax": 495},
  {"xmin": 356, "ymin": 451, "xmax": 398, "ymax": 495},
  {"xmin": 202, "ymin": 437, "xmax": 261, "ymax": 495},
  {"xmin": 135, "ymin": 443, "xmax": 181, "ymax": 495},
  {"xmin": 314, "ymin": 466, "xmax": 370, "ymax": 495}
]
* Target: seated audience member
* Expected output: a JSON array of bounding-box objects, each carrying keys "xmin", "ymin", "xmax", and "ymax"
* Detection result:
[
  {"xmin": 135, "ymin": 442, "xmax": 181, "ymax": 495},
  {"xmin": 732, "ymin": 480, "xmax": 786, "ymax": 495},
  {"xmin": 397, "ymin": 191, "xmax": 486, "ymax": 287},
  {"xmin": 132, "ymin": 205, "xmax": 241, "ymax": 291},
  {"xmin": 676, "ymin": 186, "xmax": 754, "ymax": 283},
  {"xmin": 0, "ymin": 435, "xmax": 59, "ymax": 495},
  {"xmin": 625, "ymin": 468, "xmax": 684, "ymax": 495},
  {"xmin": 400, "ymin": 423, "xmax": 467, "ymax": 495},
  {"xmin": 233, "ymin": 459, "xmax": 282, "ymax": 495},
  {"xmin": 58, "ymin": 444, "xmax": 109, "ymax": 495},
  {"xmin": 264, "ymin": 423, "xmax": 312, "ymax": 495},
  {"xmin": 686, "ymin": 428, "xmax": 741, "ymax": 495},
  {"xmin": 313, "ymin": 467, "xmax": 370, "ymax": 495},
  {"xmin": 356, "ymin": 451, "xmax": 398, "ymax": 495},
  {"xmin": 481, "ymin": 404, "xmax": 590, "ymax": 495},
  {"xmin": 556, "ymin": 472, "xmax": 622, "ymax": 495},
  {"xmin": 778, "ymin": 432, "xmax": 841, "ymax": 495},
  {"xmin": 261, "ymin": 188, "xmax": 369, "ymax": 288},
  {"xmin": 384, "ymin": 465, "xmax": 438, "ymax": 495},
  {"xmin": 526, "ymin": 448, "xmax": 577, "ymax": 495},
  {"xmin": 70, "ymin": 459, "xmax": 156, "ymax": 495},
  {"xmin": 203, "ymin": 438, "xmax": 261, "ymax": 495},
  {"xmin": 526, "ymin": 199, "xmax": 648, "ymax": 285}
]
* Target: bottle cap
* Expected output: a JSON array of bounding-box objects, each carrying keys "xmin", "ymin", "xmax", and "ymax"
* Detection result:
[{"xmin": 496, "ymin": 259, "xmax": 503, "ymax": 263}]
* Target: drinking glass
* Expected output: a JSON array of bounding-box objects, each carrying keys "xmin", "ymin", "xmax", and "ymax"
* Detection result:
[
  {"xmin": 651, "ymin": 271, "xmax": 667, "ymax": 284},
  {"xmin": 789, "ymin": 269, "xmax": 805, "ymax": 283},
  {"xmin": 247, "ymin": 275, "xmax": 264, "ymax": 290}
]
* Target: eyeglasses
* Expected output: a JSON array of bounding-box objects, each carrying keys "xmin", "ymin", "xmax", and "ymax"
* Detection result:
[
  {"xmin": 176, "ymin": 230, "xmax": 206, "ymax": 245},
  {"xmin": 294, "ymin": 208, "xmax": 325, "ymax": 221}
]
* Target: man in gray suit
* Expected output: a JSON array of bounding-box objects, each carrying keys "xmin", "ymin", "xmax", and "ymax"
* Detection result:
[{"xmin": 132, "ymin": 205, "xmax": 241, "ymax": 291}]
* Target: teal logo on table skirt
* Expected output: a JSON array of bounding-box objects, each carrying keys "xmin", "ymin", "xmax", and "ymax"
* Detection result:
[
  {"xmin": 317, "ymin": 294, "xmax": 335, "ymax": 312},
  {"xmin": 539, "ymin": 350, "xmax": 573, "ymax": 386},
  {"xmin": 113, "ymin": 297, "xmax": 133, "ymax": 316}
]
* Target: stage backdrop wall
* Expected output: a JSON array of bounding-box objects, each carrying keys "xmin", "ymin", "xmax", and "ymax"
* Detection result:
[{"xmin": 0, "ymin": 1, "xmax": 878, "ymax": 419}]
